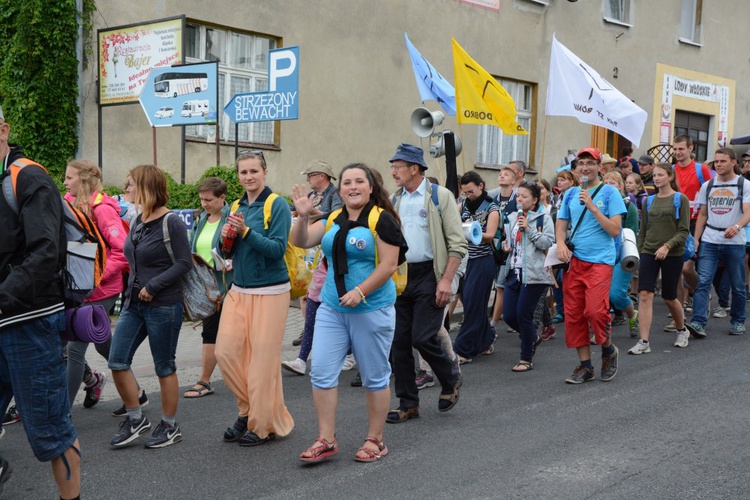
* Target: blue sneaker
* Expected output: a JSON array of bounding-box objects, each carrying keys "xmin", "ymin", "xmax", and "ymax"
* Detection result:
[
  {"xmin": 685, "ymin": 322, "xmax": 706, "ymax": 339},
  {"xmin": 729, "ymin": 323, "xmax": 746, "ymax": 336},
  {"xmin": 144, "ymin": 420, "xmax": 182, "ymax": 449},
  {"xmin": 111, "ymin": 415, "xmax": 151, "ymax": 447}
]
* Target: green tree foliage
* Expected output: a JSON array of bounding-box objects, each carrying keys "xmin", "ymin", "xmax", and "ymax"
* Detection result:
[{"xmin": 0, "ymin": 0, "xmax": 81, "ymax": 178}]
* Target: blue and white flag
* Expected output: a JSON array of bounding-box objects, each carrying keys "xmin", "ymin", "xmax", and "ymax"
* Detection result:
[{"xmin": 405, "ymin": 33, "xmax": 456, "ymax": 116}]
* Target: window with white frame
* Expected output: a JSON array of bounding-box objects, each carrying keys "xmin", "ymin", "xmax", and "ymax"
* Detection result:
[
  {"xmin": 679, "ymin": 0, "xmax": 702, "ymax": 45},
  {"xmin": 477, "ymin": 79, "xmax": 533, "ymax": 167},
  {"xmin": 184, "ymin": 22, "xmax": 277, "ymax": 146},
  {"xmin": 604, "ymin": 0, "xmax": 630, "ymax": 25}
]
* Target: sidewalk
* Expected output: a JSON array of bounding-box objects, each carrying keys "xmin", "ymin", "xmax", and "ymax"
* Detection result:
[{"xmin": 84, "ymin": 297, "xmax": 468, "ymax": 406}]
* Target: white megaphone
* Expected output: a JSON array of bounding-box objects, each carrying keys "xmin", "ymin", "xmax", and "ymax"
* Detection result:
[
  {"xmin": 411, "ymin": 107, "xmax": 445, "ymax": 138},
  {"xmin": 429, "ymin": 130, "xmax": 462, "ymax": 158}
]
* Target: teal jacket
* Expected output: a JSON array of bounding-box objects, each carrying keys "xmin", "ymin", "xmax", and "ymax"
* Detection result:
[
  {"xmin": 221, "ymin": 187, "xmax": 291, "ymax": 288},
  {"xmin": 191, "ymin": 204, "xmax": 233, "ymax": 294}
]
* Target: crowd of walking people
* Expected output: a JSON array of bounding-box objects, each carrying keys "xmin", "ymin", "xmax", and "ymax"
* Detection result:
[{"xmin": 2, "ymin": 95, "xmax": 750, "ymax": 496}]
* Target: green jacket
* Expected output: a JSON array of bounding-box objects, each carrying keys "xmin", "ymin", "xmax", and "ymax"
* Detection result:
[{"xmin": 392, "ymin": 180, "xmax": 467, "ymax": 281}]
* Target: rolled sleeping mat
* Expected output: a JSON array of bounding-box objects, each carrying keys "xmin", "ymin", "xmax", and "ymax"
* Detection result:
[
  {"xmin": 462, "ymin": 221, "xmax": 482, "ymax": 245},
  {"xmin": 620, "ymin": 228, "xmax": 640, "ymax": 273},
  {"xmin": 63, "ymin": 304, "xmax": 111, "ymax": 344}
]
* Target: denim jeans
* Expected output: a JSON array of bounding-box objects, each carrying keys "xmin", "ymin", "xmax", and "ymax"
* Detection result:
[
  {"xmin": 692, "ymin": 242, "xmax": 746, "ymax": 327},
  {"xmin": 713, "ymin": 265, "xmax": 731, "ymax": 308},
  {"xmin": 0, "ymin": 312, "xmax": 78, "ymax": 461},
  {"xmin": 503, "ymin": 270, "xmax": 547, "ymax": 362},
  {"xmin": 108, "ymin": 302, "xmax": 183, "ymax": 377}
]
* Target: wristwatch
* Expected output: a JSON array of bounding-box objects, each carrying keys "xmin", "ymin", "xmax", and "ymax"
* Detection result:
[{"xmin": 735, "ymin": 224, "xmax": 741, "ymax": 231}]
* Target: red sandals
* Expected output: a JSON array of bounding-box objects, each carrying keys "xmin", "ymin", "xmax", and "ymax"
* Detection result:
[
  {"xmin": 355, "ymin": 437, "xmax": 389, "ymax": 463},
  {"xmin": 299, "ymin": 437, "xmax": 338, "ymax": 463}
]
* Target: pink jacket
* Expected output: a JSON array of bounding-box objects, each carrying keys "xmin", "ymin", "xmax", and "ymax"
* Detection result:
[{"xmin": 64, "ymin": 192, "xmax": 129, "ymax": 301}]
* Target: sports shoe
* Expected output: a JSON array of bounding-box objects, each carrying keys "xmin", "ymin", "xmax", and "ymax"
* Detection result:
[
  {"xmin": 674, "ymin": 328, "xmax": 689, "ymax": 348},
  {"xmin": 0, "ymin": 456, "xmax": 11, "ymax": 497},
  {"xmin": 144, "ymin": 420, "xmax": 182, "ymax": 449},
  {"xmin": 712, "ymin": 307, "xmax": 728, "ymax": 318},
  {"xmin": 2, "ymin": 406, "xmax": 20, "ymax": 425},
  {"xmin": 83, "ymin": 371, "xmax": 107, "ymax": 409},
  {"xmin": 350, "ymin": 372, "xmax": 362, "ymax": 387},
  {"xmin": 628, "ymin": 310, "xmax": 639, "ymax": 338},
  {"xmin": 415, "ymin": 370, "xmax": 435, "ymax": 390},
  {"xmin": 611, "ymin": 314, "xmax": 626, "ymax": 326},
  {"xmin": 551, "ymin": 313, "xmax": 564, "ymax": 324},
  {"xmin": 292, "ymin": 330, "xmax": 304, "ymax": 347},
  {"xmin": 600, "ymin": 346, "xmax": 619, "ymax": 382},
  {"xmin": 685, "ymin": 322, "xmax": 707, "ymax": 339},
  {"xmin": 112, "ymin": 390, "xmax": 149, "ymax": 417},
  {"xmin": 110, "ymin": 414, "xmax": 152, "ymax": 447},
  {"xmin": 729, "ymin": 323, "xmax": 746, "ymax": 335},
  {"xmin": 281, "ymin": 358, "xmax": 307, "ymax": 376},
  {"xmin": 541, "ymin": 324, "xmax": 556, "ymax": 341},
  {"xmin": 663, "ymin": 320, "xmax": 677, "ymax": 332},
  {"xmin": 628, "ymin": 340, "xmax": 650, "ymax": 355},
  {"xmin": 341, "ymin": 354, "xmax": 357, "ymax": 371},
  {"xmin": 684, "ymin": 297, "xmax": 693, "ymax": 312},
  {"xmin": 565, "ymin": 365, "xmax": 595, "ymax": 384}
]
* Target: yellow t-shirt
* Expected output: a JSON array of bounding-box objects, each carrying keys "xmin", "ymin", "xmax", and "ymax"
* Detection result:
[{"xmin": 195, "ymin": 219, "xmax": 220, "ymax": 267}]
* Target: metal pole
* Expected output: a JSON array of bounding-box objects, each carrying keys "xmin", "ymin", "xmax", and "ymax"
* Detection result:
[{"xmin": 152, "ymin": 127, "xmax": 157, "ymax": 167}]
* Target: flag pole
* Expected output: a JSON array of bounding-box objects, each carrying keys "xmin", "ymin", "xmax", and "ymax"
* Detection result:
[
  {"xmin": 458, "ymin": 123, "xmax": 467, "ymax": 175},
  {"xmin": 539, "ymin": 115, "xmax": 549, "ymax": 180}
]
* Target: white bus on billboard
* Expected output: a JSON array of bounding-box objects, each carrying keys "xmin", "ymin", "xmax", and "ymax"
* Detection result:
[
  {"xmin": 154, "ymin": 72, "xmax": 208, "ymax": 98},
  {"xmin": 181, "ymin": 100, "xmax": 209, "ymax": 117}
]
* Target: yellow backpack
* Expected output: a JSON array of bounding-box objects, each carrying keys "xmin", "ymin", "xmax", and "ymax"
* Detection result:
[
  {"xmin": 325, "ymin": 207, "xmax": 407, "ymax": 295},
  {"xmin": 230, "ymin": 194, "xmax": 312, "ymax": 299}
]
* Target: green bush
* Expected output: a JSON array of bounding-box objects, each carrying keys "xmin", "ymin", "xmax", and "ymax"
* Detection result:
[{"xmin": 199, "ymin": 165, "xmax": 243, "ymax": 203}]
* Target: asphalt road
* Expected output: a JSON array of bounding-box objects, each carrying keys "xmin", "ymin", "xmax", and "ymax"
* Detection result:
[{"xmin": 3, "ymin": 299, "xmax": 750, "ymax": 499}]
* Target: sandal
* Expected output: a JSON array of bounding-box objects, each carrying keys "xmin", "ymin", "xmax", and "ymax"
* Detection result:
[
  {"xmin": 299, "ymin": 436, "xmax": 338, "ymax": 463},
  {"xmin": 239, "ymin": 431, "xmax": 276, "ymax": 447},
  {"xmin": 223, "ymin": 418, "xmax": 248, "ymax": 442},
  {"xmin": 355, "ymin": 437, "xmax": 388, "ymax": 463},
  {"xmin": 386, "ymin": 406, "xmax": 420, "ymax": 424},
  {"xmin": 438, "ymin": 375, "xmax": 463, "ymax": 412},
  {"xmin": 512, "ymin": 361, "xmax": 534, "ymax": 372},
  {"xmin": 183, "ymin": 381, "xmax": 214, "ymax": 398}
]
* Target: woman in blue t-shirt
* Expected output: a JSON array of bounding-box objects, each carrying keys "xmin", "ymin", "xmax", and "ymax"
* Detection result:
[{"xmin": 291, "ymin": 163, "xmax": 406, "ymax": 464}]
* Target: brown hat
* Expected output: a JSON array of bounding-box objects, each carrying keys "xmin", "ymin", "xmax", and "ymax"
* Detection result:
[
  {"xmin": 301, "ymin": 160, "xmax": 336, "ymax": 180},
  {"xmin": 600, "ymin": 153, "xmax": 616, "ymax": 165}
]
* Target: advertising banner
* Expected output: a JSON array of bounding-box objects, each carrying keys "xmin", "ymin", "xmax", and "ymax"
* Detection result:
[
  {"xmin": 139, "ymin": 62, "xmax": 218, "ymax": 127},
  {"xmin": 98, "ymin": 16, "xmax": 184, "ymax": 106}
]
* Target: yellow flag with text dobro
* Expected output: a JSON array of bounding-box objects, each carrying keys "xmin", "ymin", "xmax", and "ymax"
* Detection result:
[{"xmin": 452, "ymin": 38, "xmax": 528, "ymax": 135}]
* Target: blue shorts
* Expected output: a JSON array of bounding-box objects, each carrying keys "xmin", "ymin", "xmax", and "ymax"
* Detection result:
[
  {"xmin": 0, "ymin": 312, "xmax": 78, "ymax": 461},
  {"xmin": 310, "ymin": 303, "xmax": 395, "ymax": 391},
  {"xmin": 108, "ymin": 302, "xmax": 183, "ymax": 378}
]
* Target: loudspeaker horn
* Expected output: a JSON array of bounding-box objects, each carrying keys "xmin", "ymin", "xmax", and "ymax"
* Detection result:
[
  {"xmin": 429, "ymin": 130, "xmax": 462, "ymax": 158},
  {"xmin": 410, "ymin": 107, "xmax": 445, "ymax": 138}
]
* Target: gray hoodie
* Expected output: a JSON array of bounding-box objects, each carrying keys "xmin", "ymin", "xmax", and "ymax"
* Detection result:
[{"xmin": 504, "ymin": 208, "xmax": 555, "ymax": 285}]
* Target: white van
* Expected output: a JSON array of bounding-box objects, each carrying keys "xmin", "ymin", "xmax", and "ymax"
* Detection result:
[{"xmin": 181, "ymin": 100, "xmax": 209, "ymax": 118}]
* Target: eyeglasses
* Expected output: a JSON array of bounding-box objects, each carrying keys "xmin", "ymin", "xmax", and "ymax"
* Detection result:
[
  {"xmin": 638, "ymin": 163, "xmax": 651, "ymax": 167},
  {"xmin": 237, "ymin": 149, "xmax": 265, "ymax": 160},
  {"xmin": 390, "ymin": 163, "xmax": 412, "ymax": 170},
  {"xmin": 577, "ymin": 161, "xmax": 599, "ymax": 168},
  {"xmin": 743, "ymin": 159, "xmax": 750, "ymax": 163},
  {"xmin": 306, "ymin": 172, "xmax": 322, "ymax": 180}
]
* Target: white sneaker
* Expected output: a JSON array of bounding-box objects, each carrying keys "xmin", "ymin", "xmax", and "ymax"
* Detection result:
[
  {"xmin": 674, "ymin": 329, "xmax": 689, "ymax": 348},
  {"xmin": 341, "ymin": 354, "xmax": 357, "ymax": 371},
  {"xmin": 628, "ymin": 340, "xmax": 651, "ymax": 355},
  {"xmin": 281, "ymin": 358, "xmax": 307, "ymax": 376},
  {"xmin": 712, "ymin": 307, "xmax": 728, "ymax": 318}
]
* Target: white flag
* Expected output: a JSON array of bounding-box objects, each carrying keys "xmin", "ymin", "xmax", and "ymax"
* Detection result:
[{"xmin": 546, "ymin": 35, "xmax": 647, "ymax": 147}]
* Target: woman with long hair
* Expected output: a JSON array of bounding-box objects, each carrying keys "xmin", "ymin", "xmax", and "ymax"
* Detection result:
[
  {"xmin": 453, "ymin": 171, "xmax": 500, "ymax": 363},
  {"xmin": 62, "ymin": 160, "xmax": 129, "ymax": 408},
  {"xmin": 215, "ymin": 151, "xmax": 295, "ymax": 447},
  {"xmin": 183, "ymin": 177, "xmax": 233, "ymax": 398},
  {"xmin": 108, "ymin": 165, "xmax": 192, "ymax": 449},
  {"xmin": 603, "ymin": 171, "xmax": 640, "ymax": 337},
  {"xmin": 629, "ymin": 163, "xmax": 690, "ymax": 353},
  {"xmin": 291, "ymin": 163, "xmax": 406, "ymax": 464},
  {"xmin": 502, "ymin": 181, "xmax": 555, "ymax": 371}
]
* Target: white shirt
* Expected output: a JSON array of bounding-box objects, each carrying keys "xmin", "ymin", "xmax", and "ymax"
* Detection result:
[{"xmin": 398, "ymin": 177, "xmax": 433, "ymax": 263}]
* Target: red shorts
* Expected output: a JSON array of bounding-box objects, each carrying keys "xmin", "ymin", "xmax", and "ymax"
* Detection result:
[{"xmin": 562, "ymin": 258, "xmax": 614, "ymax": 348}]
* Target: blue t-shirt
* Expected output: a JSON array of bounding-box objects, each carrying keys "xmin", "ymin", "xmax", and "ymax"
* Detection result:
[
  {"xmin": 558, "ymin": 183, "xmax": 627, "ymax": 265},
  {"xmin": 320, "ymin": 222, "xmax": 396, "ymax": 313}
]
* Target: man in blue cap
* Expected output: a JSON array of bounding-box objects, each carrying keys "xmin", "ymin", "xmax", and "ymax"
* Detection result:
[{"xmin": 386, "ymin": 143, "xmax": 467, "ymax": 423}]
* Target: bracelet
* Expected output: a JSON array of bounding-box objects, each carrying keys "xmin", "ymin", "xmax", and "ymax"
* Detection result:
[{"xmin": 355, "ymin": 285, "xmax": 367, "ymax": 303}]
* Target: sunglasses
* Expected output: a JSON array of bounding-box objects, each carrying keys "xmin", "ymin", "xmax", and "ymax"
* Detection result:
[{"xmin": 237, "ymin": 149, "xmax": 265, "ymax": 161}]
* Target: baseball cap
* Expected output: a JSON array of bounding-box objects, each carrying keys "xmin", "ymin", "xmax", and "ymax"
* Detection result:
[
  {"xmin": 389, "ymin": 143, "xmax": 428, "ymax": 170},
  {"xmin": 742, "ymin": 149, "xmax": 750, "ymax": 158},
  {"xmin": 638, "ymin": 155, "xmax": 655, "ymax": 165},
  {"xmin": 301, "ymin": 160, "xmax": 336, "ymax": 180},
  {"xmin": 576, "ymin": 147, "xmax": 601, "ymax": 161}
]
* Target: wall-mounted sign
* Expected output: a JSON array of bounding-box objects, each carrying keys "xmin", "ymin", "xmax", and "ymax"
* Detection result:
[
  {"xmin": 98, "ymin": 16, "xmax": 184, "ymax": 106},
  {"xmin": 139, "ymin": 62, "xmax": 218, "ymax": 127},
  {"xmin": 225, "ymin": 46, "xmax": 300, "ymax": 123}
]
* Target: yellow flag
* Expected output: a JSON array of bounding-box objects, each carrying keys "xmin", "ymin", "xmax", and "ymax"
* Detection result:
[{"xmin": 452, "ymin": 38, "xmax": 528, "ymax": 135}]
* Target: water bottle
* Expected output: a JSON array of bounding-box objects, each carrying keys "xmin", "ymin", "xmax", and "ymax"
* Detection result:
[{"xmin": 222, "ymin": 216, "xmax": 238, "ymax": 254}]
